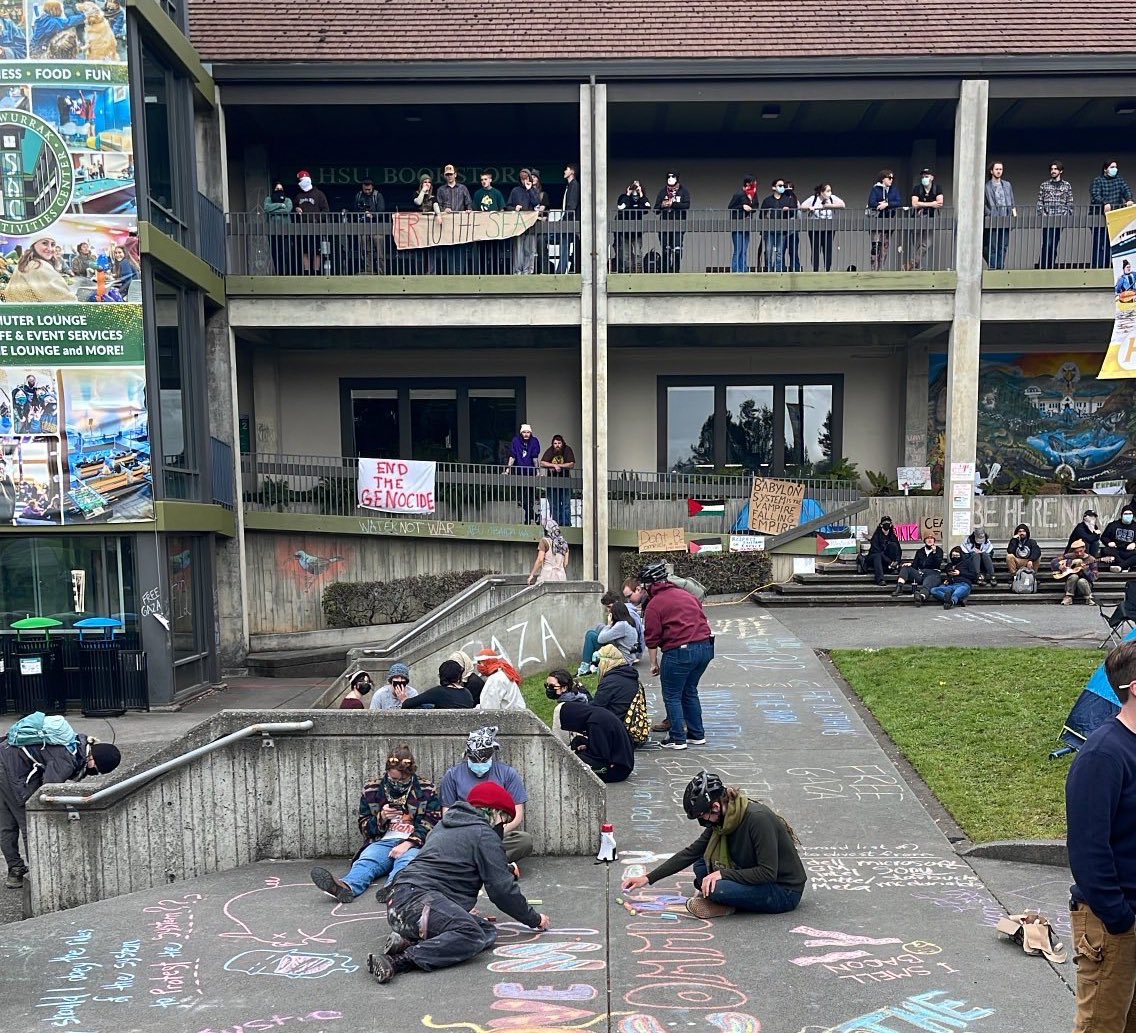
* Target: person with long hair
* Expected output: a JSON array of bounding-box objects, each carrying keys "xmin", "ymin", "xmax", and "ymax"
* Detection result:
[
  {"xmin": 3, "ymin": 238, "xmax": 73, "ymax": 302},
  {"xmin": 593, "ymin": 644, "xmax": 652, "ymax": 747},
  {"xmin": 798, "ymin": 182, "xmax": 846, "ymax": 272},
  {"xmin": 528, "ymin": 515, "xmax": 569, "ymax": 583},
  {"xmin": 448, "ymin": 650, "xmax": 486, "ymax": 705}
]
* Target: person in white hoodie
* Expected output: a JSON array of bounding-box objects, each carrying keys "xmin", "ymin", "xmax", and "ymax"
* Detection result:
[
  {"xmin": 962, "ymin": 527, "xmax": 997, "ymax": 585},
  {"xmin": 475, "ymin": 649, "xmax": 527, "ymax": 711}
]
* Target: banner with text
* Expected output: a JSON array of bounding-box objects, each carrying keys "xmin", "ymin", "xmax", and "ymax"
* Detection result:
[
  {"xmin": 394, "ymin": 210, "xmax": 540, "ymax": 250},
  {"xmin": 358, "ymin": 458, "xmax": 437, "ymax": 514},
  {"xmin": 1100, "ymin": 206, "xmax": 1136, "ymax": 379},
  {"xmin": 747, "ymin": 477, "xmax": 806, "ymax": 535},
  {"xmin": 0, "ymin": 6, "xmax": 148, "ymax": 526}
]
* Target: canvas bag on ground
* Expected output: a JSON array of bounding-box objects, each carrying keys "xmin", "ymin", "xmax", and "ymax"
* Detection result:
[{"xmin": 1012, "ymin": 569, "xmax": 1037, "ymax": 594}]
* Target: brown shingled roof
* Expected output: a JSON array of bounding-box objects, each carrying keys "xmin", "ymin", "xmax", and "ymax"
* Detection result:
[{"xmin": 188, "ymin": 1, "xmax": 1131, "ymax": 64}]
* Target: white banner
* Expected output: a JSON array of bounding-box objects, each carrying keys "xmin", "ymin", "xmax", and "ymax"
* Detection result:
[{"xmin": 358, "ymin": 458, "xmax": 436, "ymax": 514}]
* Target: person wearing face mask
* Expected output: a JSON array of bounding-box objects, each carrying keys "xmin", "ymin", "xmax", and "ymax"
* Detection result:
[
  {"xmin": 370, "ymin": 661, "xmax": 419, "ymax": 711},
  {"xmin": 1090, "ymin": 160, "xmax": 1135, "ymax": 268},
  {"xmin": 309, "ymin": 744, "xmax": 441, "ymax": 905},
  {"xmin": 928, "ymin": 547, "xmax": 979, "ymax": 610},
  {"xmin": 759, "ymin": 177, "xmax": 796, "ymax": 273},
  {"xmin": 727, "ymin": 176, "xmax": 759, "ymax": 273},
  {"xmin": 621, "ymin": 770, "xmax": 806, "ymax": 919},
  {"xmin": 1100, "ymin": 506, "xmax": 1136, "ymax": 572},
  {"xmin": 983, "ymin": 161, "xmax": 1016, "ymax": 270},
  {"xmin": 654, "ymin": 170, "xmax": 690, "ymax": 273},
  {"xmin": 545, "ymin": 669, "xmax": 592, "ymax": 705},
  {"xmin": 507, "ymin": 168, "xmax": 539, "ymax": 275},
  {"xmin": 615, "ymin": 179, "xmax": 651, "ymax": 272},
  {"xmin": 437, "ymin": 726, "xmax": 533, "ymax": 865},
  {"xmin": 799, "ymin": 183, "xmax": 846, "ymax": 272},
  {"xmin": 401, "ymin": 660, "xmax": 475, "ymax": 710},
  {"xmin": 864, "ymin": 515, "xmax": 902, "ymax": 586},
  {"xmin": 866, "ymin": 169, "xmax": 903, "ymax": 271},
  {"xmin": 1006, "ymin": 522, "xmax": 1042, "ymax": 576},
  {"xmin": 892, "ymin": 533, "xmax": 944, "ymax": 598},
  {"xmin": 263, "ymin": 182, "xmax": 293, "ymax": 274},
  {"xmin": 293, "ymin": 169, "xmax": 330, "ymax": 274},
  {"xmin": 556, "ymin": 701, "xmax": 634, "ymax": 784},
  {"xmin": 1037, "ymin": 161, "xmax": 1074, "ymax": 269},
  {"xmin": 906, "ymin": 168, "xmax": 944, "ymax": 271},
  {"xmin": 340, "ymin": 670, "xmax": 375, "ymax": 709},
  {"xmin": 369, "ymin": 781, "xmax": 550, "ymax": 984},
  {"xmin": 1067, "ymin": 509, "xmax": 1103, "ymax": 557},
  {"xmin": 961, "ymin": 527, "xmax": 997, "ymax": 585}
]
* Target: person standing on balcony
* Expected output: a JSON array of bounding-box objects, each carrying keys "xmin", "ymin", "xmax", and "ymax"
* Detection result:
[
  {"xmin": 264, "ymin": 182, "xmax": 293, "ymax": 274},
  {"xmin": 352, "ymin": 178, "xmax": 386, "ymax": 275},
  {"xmin": 799, "ymin": 183, "xmax": 846, "ymax": 272},
  {"xmin": 906, "ymin": 168, "xmax": 943, "ymax": 270},
  {"xmin": 867, "ymin": 169, "xmax": 903, "ymax": 271},
  {"xmin": 655, "ymin": 170, "xmax": 691, "ymax": 273},
  {"xmin": 507, "ymin": 168, "xmax": 539, "ymax": 275},
  {"xmin": 782, "ymin": 181, "xmax": 803, "ymax": 272},
  {"xmin": 1037, "ymin": 161, "xmax": 1074, "ymax": 269},
  {"xmin": 540, "ymin": 433, "xmax": 576, "ymax": 527},
  {"xmin": 615, "ymin": 180, "xmax": 651, "ymax": 272},
  {"xmin": 983, "ymin": 162, "xmax": 1016, "ymax": 270},
  {"xmin": 438, "ymin": 163, "xmax": 473, "ymax": 274},
  {"xmin": 759, "ymin": 177, "xmax": 795, "ymax": 273},
  {"xmin": 293, "ymin": 170, "xmax": 330, "ymax": 274},
  {"xmin": 507, "ymin": 423, "xmax": 541, "ymax": 523},
  {"xmin": 531, "ymin": 171, "xmax": 552, "ymax": 271},
  {"xmin": 412, "ymin": 173, "xmax": 441, "ymax": 275},
  {"xmin": 557, "ymin": 164, "xmax": 581, "ymax": 274},
  {"xmin": 727, "ymin": 176, "xmax": 759, "ymax": 273},
  {"xmin": 1090, "ymin": 159, "xmax": 1134, "ymax": 268},
  {"xmin": 473, "ymin": 170, "xmax": 508, "ymax": 273}
]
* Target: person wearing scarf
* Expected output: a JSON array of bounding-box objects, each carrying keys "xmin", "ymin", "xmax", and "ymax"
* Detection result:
[
  {"xmin": 593, "ymin": 645, "xmax": 651, "ymax": 747},
  {"xmin": 622, "ymin": 774, "xmax": 807, "ymax": 919},
  {"xmin": 475, "ymin": 649, "xmax": 526, "ymax": 712},
  {"xmin": 557, "ymin": 701, "xmax": 634, "ymax": 784},
  {"xmin": 528, "ymin": 516, "xmax": 569, "ymax": 584},
  {"xmin": 449, "ymin": 650, "xmax": 486, "ymax": 705}
]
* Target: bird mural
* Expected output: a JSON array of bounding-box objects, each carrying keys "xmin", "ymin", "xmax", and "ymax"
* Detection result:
[{"xmin": 293, "ymin": 549, "xmax": 343, "ymax": 590}]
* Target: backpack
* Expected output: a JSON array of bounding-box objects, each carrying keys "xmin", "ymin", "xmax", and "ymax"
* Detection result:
[
  {"xmin": 7, "ymin": 711, "xmax": 77, "ymax": 750},
  {"xmin": 1012, "ymin": 569, "xmax": 1037, "ymax": 595},
  {"xmin": 624, "ymin": 686, "xmax": 651, "ymax": 747}
]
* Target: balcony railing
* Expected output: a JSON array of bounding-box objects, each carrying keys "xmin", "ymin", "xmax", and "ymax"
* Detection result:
[
  {"xmin": 197, "ymin": 193, "xmax": 227, "ymax": 275},
  {"xmin": 226, "ymin": 212, "xmax": 579, "ymax": 277},
  {"xmin": 984, "ymin": 204, "xmax": 1115, "ymax": 271}
]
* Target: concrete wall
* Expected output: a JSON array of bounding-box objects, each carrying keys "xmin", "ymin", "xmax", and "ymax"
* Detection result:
[{"xmin": 25, "ymin": 709, "xmax": 605, "ymax": 917}]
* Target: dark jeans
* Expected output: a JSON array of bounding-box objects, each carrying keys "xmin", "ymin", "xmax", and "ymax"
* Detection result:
[
  {"xmin": 868, "ymin": 542, "xmax": 902, "ymax": 582},
  {"xmin": 513, "ymin": 467, "xmax": 536, "ymax": 522},
  {"xmin": 270, "ymin": 230, "xmax": 292, "ymax": 274},
  {"xmin": 983, "ymin": 227, "xmax": 1010, "ymax": 269},
  {"xmin": 0, "ymin": 771, "xmax": 27, "ymax": 872},
  {"xmin": 387, "ymin": 886, "xmax": 498, "ymax": 972},
  {"xmin": 930, "ymin": 581, "xmax": 972, "ymax": 606},
  {"xmin": 693, "ymin": 859, "xmax": 802, "ymax": 914},
  {"xmin": 660, "ymin": 638, "xmax": 713, "ymax": 744},
  {"xmin": 547, "ymin": 483, "xmax": 571, "ymax": 526},
  {"xmin": 784, "ymin": 231, "xmax": 802, "ymax": 272},
  {"xmin": 968, "ymin": 551, "xmax": 995, "ymax": 579},
  {"xmin": 660, "ymin": 229, "xmax": 685, "ymax": 272},
  {"xmin": 1092, "ymin": 224, "xmax": 1112, "ymax": 269},
  {"xmin": 808, "ymin": 229, "xmax": 834, "ymax": 271},
  {"xmin": 1101, "ymin": 549, "xmax": 1136, "ymax": 571},
  {"xmin": 1039, "ymin": 226, "xmax": 1063, "ymax": 269}
]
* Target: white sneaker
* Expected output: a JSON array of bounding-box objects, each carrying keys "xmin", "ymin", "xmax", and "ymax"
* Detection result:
[
  {"xmin": 687, "ymin": 737, "xmax": 707, "ymax": 746},
  {"xmin": 661, "ymin": 740, "xmax": 688, "ymax": 750}
]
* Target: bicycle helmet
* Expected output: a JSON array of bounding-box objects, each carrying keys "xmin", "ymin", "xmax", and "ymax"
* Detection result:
[
  {"xmin": 465, "ymin": 725, "xmax": 501, "ymax": 762},
  {"xmin": 638, "ymin": 560, "xmax": 670, "ymax": 584},
  {"xmin": 682, "ymin": 770, "xmax": 725, "ymax": 820}
]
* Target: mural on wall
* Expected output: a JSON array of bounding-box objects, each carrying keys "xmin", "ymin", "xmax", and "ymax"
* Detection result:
[
  {"xmin": 274, "ymin": 537, "xmax": 351, "ymax": 594},
  {"xmin": 929, "ymin": 353, "xmax": 1136, "ymax": 488}
]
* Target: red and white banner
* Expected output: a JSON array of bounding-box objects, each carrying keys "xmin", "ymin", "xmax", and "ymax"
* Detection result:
[{"xmin": 358, "ymin": 458, "xmax": 436, "ymax": 514}]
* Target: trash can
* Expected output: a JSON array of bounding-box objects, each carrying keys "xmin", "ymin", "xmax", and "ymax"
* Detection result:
[
  {"xmin": 75, "ymin": 617, "xmax": 127, "ymax": 717},
  {"xmin": 9, "ymin": 617, "xmax": 65, "ymax": 715}
]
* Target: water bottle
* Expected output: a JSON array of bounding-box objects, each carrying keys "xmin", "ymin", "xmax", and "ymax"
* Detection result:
[{"xmin": 596, "ymin": 822, "xmax": 617, "ymax": 863}]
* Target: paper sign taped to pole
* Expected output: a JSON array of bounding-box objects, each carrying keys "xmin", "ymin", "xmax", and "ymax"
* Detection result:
[
  {"xmin": 639, "ymin": 527, "xmax": 685, "ymax": 553},
  {"xmin": 747, "ymin": 478, "xmax": 805, "ymax": 534}
]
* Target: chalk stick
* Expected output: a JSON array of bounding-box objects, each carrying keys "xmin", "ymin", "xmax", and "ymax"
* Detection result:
[{"xmin": 616, "ymin": 897, "xmax": 624, "ymax": 904}]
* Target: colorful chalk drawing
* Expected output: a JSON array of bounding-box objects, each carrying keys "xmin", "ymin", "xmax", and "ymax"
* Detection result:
[
  {"xmin": 795, "ymin": 990, "xmax": 993, "ymax": 1033},
  {"xmin": 801, "ymin": 845, "xmax": 984, "ymax": 893},
  {"xmin": 487, "ymin": 941, "xmax": 605, "ymax": 973},
  {"xmin": 220, "ymin": 880, "xmax": 386, "ymax": 947},
  {"xmin": 223, "ymin": 948, "xmax": 359, "ymax": 979}
]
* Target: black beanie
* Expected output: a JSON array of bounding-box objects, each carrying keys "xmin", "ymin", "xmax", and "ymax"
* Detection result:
[
  {"xmin": 438, "ymin": 659, "xmax": 464, "ymax": 685},
  {"xmin": 89, "ymin": 742, "xmax": 121, "ymax": 775}
]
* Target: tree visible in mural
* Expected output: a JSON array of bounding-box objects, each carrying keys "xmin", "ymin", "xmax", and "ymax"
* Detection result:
[{"xmin": 929, "ymin": 353, "xmax": 1136, "ymax": 488}]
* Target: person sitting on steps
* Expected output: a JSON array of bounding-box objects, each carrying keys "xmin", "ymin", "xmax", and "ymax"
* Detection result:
[
  {"xmin": 927, "ymin": 546, "xmax": 979, "ymax": 610},
  {"xmin": 866, "ymin": 515, "xmax": 902, "ymax": 585},
  {"xmin": 1053, "ymin": 538, "xmax": 1097, "ymax": 606},
  {"xmin": 1100, "ymin": 505, "xmax": 1136, "ymax": 572},
  {"xmin": 892, "ymin": 532, "xmax": 943, "ymax": 597},
  {"xmin": 1006, "ymin": 523, "xmax": 1042, "ymax": 577},
  {"xmin": 962, "ymin": 527, "xmax": 997, "ymax": 585}
]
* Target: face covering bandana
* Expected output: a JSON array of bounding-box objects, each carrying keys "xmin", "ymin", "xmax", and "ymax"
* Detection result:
[
  {"xmin": 467, "ymin": 759, "xmax": 492, "ymax": 776},
  {"xmin": 298, "ymin": 176, "xmax": 312, "ymax": 191}
]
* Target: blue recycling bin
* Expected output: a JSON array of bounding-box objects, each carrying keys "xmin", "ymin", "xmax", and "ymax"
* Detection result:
[{"xmin": 75, "ymin": 617, "xmax": 128, "ymax": 717}]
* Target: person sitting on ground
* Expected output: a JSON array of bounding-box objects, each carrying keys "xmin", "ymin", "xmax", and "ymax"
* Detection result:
[
  {"xmin": 401, "ymin": 660, "xmax": 475, "ymax": 710},
  {"xmin": 865, "ymin": 515, "xmax": 902, "ymax": 585},
  {"xmin": 368, "ymin": 781, "xmax": 550, "ymax": 984},
  {"xmin": 578, "ymin": 591, "xmax": 619, "ymax": 675},
  {"xmin": 1006, "ymin": 523, "xmax": 1042, "ymax": 576},
  {"xmin": 556, "ymin": 701, "xmax": 635, "ymax": 783},
  {"xmin": 474, "ymin": 649, "xmax": 527, "ymax": 711},
  {"xmin": 448, "ymin": 650, "xmax": 486, "ymax": 705},
  {"xmin": 596, "ymin": 600, "xmax": 640, "ymax": 664},
  {"xmin": 544, "ymin": 669, "xmax": 592, "ymax": 704},
  {"xmin": 370, "ymin": 662, "xmax": 418, "ymax": 711},
  {"xmin": 1052, "ymin": 539, "xmax": 1097, "ymax": 606},
  {"xmin": 592, "ymin": 644, "xmax": 652, "ymax": 747},
  {"xmin": 927, "ymin": 546, "xmax": 979, "ymax": 610},
  {"xmin": 962, "ymin": 527, "xmax": 997, "ymax": 585},
  {"xmin": 892, "ymin": 532, "xmax": 943, "ymax": 597},
  {"xmin": 309, "ymin": 743, "xmax": 441, "ymax": 903},
  {"xmin": 1068, "ymin": 509, "xmax": 1102, "ymax": 557},
  {"xmin": 621, "ymin": 770, "xmax": 806, "ymax": 919},
  {"xmin": 1100, "ymin": 505, "xmax": 1136, "ymax": 571},
  {"xmin": 437, "ymin": 726, "xmax": 533, "ymax": 865},
  {"xmin": 340, "ymin": 670, "xmax": 375, "ymax": 709}
]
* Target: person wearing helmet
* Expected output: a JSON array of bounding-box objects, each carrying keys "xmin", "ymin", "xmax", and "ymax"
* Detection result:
[
  {"xmin": 368, "ymin": 780, "xmax": 551, "ymax": 984},
  {"xmin": 437, "ymin": 726, "xmax": 533, "ymax": 865},
  {"xmin": 622, "ymin": 770, "xmax": 806, "ymax": 919}
]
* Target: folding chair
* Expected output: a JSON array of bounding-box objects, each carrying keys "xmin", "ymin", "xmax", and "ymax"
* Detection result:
[{"xmin": 1099, "ymin": 581, "xmax": 1136, "ymax": 649}]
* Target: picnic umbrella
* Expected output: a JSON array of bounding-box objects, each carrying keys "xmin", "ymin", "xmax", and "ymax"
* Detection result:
[{"xmin": 1053, "ymin": 627, "xmax": 1133, "ymax": 757}]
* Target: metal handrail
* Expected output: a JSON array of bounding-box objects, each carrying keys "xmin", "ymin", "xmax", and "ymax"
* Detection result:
[{"xmin": 37, "ymin": 720, "xmax": 315, "ymax": 807}]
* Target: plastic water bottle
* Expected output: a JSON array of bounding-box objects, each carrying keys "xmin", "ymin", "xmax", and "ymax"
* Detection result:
[{"xmin": 597, "ymin": 823, "xmax": 617, "ymax": 862}]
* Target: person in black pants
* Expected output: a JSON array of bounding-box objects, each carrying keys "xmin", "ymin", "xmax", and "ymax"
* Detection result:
[
  {"xmin": 892, "ymin": 532, "xmax": 943, "ymax": 597},
  {"xmin": 865, "ymin": 516, "xmax": 902, "ymax": 585},
  {"xmin": 655, "ymin": 171, "xmax": 691, "ymax": 273}
]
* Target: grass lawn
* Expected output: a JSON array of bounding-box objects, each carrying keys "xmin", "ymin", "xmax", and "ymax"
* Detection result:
[
  {"xmin": 519, "ymin": 668, "xmax": 599, "ymax": 727},
  {"xmin": 829, "ymin": 647, "xmax": 1101, "ymax": 843}
]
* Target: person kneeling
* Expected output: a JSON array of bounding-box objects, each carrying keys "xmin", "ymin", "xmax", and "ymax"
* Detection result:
[
  {"xmin": 1052, "ymin": 539, "xmax": 1097, "ymax": 606},
  {"xmin": 556, "ymin": 700, "xmax": 635, "ymax": 783},
  {"xmin": 928, "ymin": 546, "xmax": 978, "ymax": 610},
  {"xmin": 621, "ymin": 771, "xmax": 806, "ymax": 919},
  {"xmin": 368, "ymin": 782, "xmax": 550, "ymax": 983}
]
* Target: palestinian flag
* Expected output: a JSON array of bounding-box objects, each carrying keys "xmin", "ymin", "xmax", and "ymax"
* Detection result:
[
  {"xmin": 689, "ymin": 537, "xmax": 724, "ymax": 554},
  {"xmin": 687, "ymin": 498, "xmax": 726, "ymax": 518},
  {"xmin": 816, "ymin": 534, "xmax": 829, "ymax": 554}
]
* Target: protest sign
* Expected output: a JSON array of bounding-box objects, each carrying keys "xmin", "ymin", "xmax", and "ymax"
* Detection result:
[
  {"xmin": 393, "ymin": 210, "xmax": 540, "ymax": 250},
  {"xmin": 1099, "ymin": 207, "xmax": 1136, "ymax": 379},
  {"xmin": 897, "ymin": 466, "xmax": 932, "ymax": 492},
  {"xmin": 358, "ymin": 458, "xmax": 437, "ymax": 514},
  {"xmin": 747, "ymin": 477, "xmax": 805, "ymax": 534},
  {"xmin": 729, "ymin": 535, "xmax": 766, "ymax": 552},
  {"xmin": 638, "ymin": 527, "xmax": 685, "ymax": 553}
]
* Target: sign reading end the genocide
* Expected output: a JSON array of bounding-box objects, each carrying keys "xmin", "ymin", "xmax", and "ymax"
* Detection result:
[
  {"xmin": 638, "ymin": 527, "xmax": 685, "ymax": 554},
  {"xmin": 394, "ymin": 210, "xmax": 540, "ymax": 250},
  {"xmin": 748, "ymin": 477, "xmax": 806, "ymax": 534},
  {"xmin": 358, "ymin": 458, "xmax": 436, "ymax": 514}
]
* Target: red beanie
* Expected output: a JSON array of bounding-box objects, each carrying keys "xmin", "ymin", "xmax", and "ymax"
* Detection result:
[{"xmin": 467, "ymin": 781, "xmax": 516, "ymax": 820}]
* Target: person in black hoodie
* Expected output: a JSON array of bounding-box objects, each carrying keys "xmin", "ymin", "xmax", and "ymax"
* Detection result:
[
  {"xmin": 1006, "ymin": 523, "xmax": 1042, "ymax": 576},
  {"xmin": 655, "ymin": 170, "xmax": 691, "ymax": 272},
  {"xmin": 614, "ymin": 179, "xmax": 652, "ymax": 272},
  {"xmin": 892, "ymin": 532, "xmax": 943, "ymax": 598},
  {"xmin": 557, "ymin": 701, "xmax": 634, "ymax": 784},
  {"xmin": 759, "ymin": 177, "xmax": 797, "ymax": 273},
  {"xmin": 727, "ymin": 176, "xmax": 759, "ymax": 272},
  {"xmin": 927, "ymin": 546, "xmax": 979, "ymax": 610},
  {"xmin": 1100, "ymin": 505, "xmax": 1136, "ymax": 571},
  {"xmin": 401, "ymin": 660, "xmax": 475, "ymax": 710},
  {"xmin": 1067, "ymin": 509, "xmax": 1102, "ymax": 557},
  {"xmin": 865, "ymin": 515, "xmax": 902, "ymax": 585},
  {"xmin": 592, "ymin": 645, "xmax": 650, "ymax": 746}
]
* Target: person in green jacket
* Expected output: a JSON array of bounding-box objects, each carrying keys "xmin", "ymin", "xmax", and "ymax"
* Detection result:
[{"xmin": 264, "ymin": 182, "xmax": 293, "ymax": 274}]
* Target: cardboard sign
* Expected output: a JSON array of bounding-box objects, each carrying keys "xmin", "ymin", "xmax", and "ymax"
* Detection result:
[
  {"xmin": 393, "ymin": 210, "xmax": 540, "ymax": 250},
  {"xmin": 748, "ymin": 478, "xmax": 806, "ymax": 534},
  {"xmin": 897, "ymin": 466, "xmax": 932, "ymax": 491},
  {"xmin": 895, "ymin": 523, "xmax": 922, "ymax": 542},
  {"xmin": 920, "ymin": 515, "xmax": 945, "ymax": 540},
  {"xmin": 729, "ymin": 535, "xmax": 766, "ymax": 552},
  {"xmin": 638, "ymin": 527, "xmax": 685, "ymax": 553},
  {"xmin": 358, "ymin": 458, "xmax": 437, "ymax": 514}
]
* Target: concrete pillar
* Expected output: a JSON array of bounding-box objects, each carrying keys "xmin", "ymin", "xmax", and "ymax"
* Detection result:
[
  {"xmin": 903, "ymin": 339, "xmax": 930, "ymax": 465},
  {"xmin": 943, "ymin": 80, "xmax": 989, "ymax": 548},
  {"xmin": 250, "ymin": 348, "xmax": 281, "ymax": 456}
]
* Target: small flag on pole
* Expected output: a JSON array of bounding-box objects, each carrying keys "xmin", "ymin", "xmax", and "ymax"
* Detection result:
[
  {"xmin": 687, "ymin": 498, "xmax": 726, "ymax": 518},
  {"xmin": 689, "ymin": 538, "xmax": 724, "ymax": 554}
]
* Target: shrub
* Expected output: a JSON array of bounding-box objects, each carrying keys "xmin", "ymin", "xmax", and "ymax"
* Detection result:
[
  {"xmin": 618, "ymin": 550, "xmax": 772, "ymax": 596},
  {"xmin": 322, "ymin": 569, "xmax": 498, "ymax": 628}
]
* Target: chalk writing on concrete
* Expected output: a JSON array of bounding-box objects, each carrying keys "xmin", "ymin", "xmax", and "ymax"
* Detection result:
[
  {"xmin": 219, "ymin": 880, "xmax": 386, "ymax": 948},
  {"xmin": 224, "ymin": 949, "xmax": 359, "ymax": 979},
  {"xmin": 931, "ymin": 610, "xmax": 1031, "ymax": 626},
  {"xmin": 194, "ymin": 1011, "xmax": 343, "ymax": 1033},
  {"xmin": 787, "ymin": 765, "xmax": 905, "ymax": 803},
  {"xmin": 804, "ymin": 990, "xmax": 992, "ymax": 1033},
  {"xmin": 801, "ymin": 845, "xmax": 984, "ymax": 893}
]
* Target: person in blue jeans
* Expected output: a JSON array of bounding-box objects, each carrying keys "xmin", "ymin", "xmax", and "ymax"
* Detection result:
[
  {"xmin": 309, "ymin": 744, "xmax": 442, "ymax": 903},
  {"xmin": 927, "ymin": 546, "xmax": 979, "ymax": 610},
  {"xmin": 621, "ymin": 771, "xmax": 807, "ymax": 919}
]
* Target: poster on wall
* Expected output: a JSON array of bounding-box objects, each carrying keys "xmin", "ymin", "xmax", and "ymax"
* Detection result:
[
  {"xmin": 1100, "ymin": 206, "xmax": 1136, "ymax": 380},
  {"xmin": 929, "ymin": 353, "xmax": 1136, "ymax": 490},
  {"xmin": 0, "ymin": 2, "xmax": 148, "ymax": 525}
]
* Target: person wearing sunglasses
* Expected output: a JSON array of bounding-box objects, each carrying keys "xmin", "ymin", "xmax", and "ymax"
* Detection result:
[
  {"xmin": 370, "ymin": 661, "xmax": 419, "ymax": 711},
  {"xmin": 310, "ymin": 743, "xmax": 441, "ymax": 904}
]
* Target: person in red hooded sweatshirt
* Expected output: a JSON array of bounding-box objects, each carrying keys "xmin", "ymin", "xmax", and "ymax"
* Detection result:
[{"xmin": 727, "ymin": 176, "xmax": 759, "ymax": 273}]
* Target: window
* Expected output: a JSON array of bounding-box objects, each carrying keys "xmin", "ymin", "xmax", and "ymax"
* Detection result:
[
  {"xmin": 138, "ymin": 42, "xmax": 192, "ymax": 240},
  {"xmin": 659, "ymin": 376, "xmax": 842, "ymax": 475},
  {"xmin": 341, "ymin": 379, "xmax": 524, "ymax": 464}
]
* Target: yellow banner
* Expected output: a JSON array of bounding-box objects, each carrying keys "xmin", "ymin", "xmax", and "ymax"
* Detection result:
[{"xmin": 1098, "ymin": 206, "xmax": 1136, "ymax": 378}]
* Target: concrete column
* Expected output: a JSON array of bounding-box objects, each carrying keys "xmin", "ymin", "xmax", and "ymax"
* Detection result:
[
  {"xmin": 943, "ymin": 80, "xmax": 989, "ymax": 548},
  {"xmin": 903, "ymin": 339, "xmax": 930, "ymax": 465},
  {"xmin": 250, "ymin": 348, "xmax": 281, "ymax": 456}
]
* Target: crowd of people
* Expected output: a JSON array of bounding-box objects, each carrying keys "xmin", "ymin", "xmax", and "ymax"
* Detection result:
[{"xmin": 1, "ymin": 236, "xmax": 139, "ymax": 304}]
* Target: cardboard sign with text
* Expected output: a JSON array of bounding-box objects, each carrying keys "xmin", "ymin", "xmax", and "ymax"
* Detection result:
[
  {"xmin": 748, "ymin": 478, "xmax": 806, "ymax": 534},
  {"xmin": 920, "ymin": 515, "xmax": 945, "ymax": 541},
  {"xmin": 638, "ymin": 527, "xmax": 686, "ymax": 554},
  {"xmin": 394, "ymin": 210, "xmax": 540, "ymax": 249}
]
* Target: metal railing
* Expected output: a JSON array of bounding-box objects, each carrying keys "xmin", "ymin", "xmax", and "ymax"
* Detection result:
[
  {"xmin": 226, "ymin": 211, "xmax": 580, "ymax": 277},
  {"xmin": 985, "ymin": 204, "xmax": 1115, "ymax": 271},
  {"xmin": 38, "ymin": 720, "xmax": 314, "ymax": 807},
  {"xmin": 210, "ymin": 436, "xmax": 235, "ymax": 510},
  {"xmin": 607, "ymin": 207, "xmax": 957, "ymax": 273},
  {"xmin": 242, "ymin": 453, "xmax": 583, "ymax": 526},
  {"xmin": 196, "ymin": 192, "xmax": 227, "ymax": 274}
]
